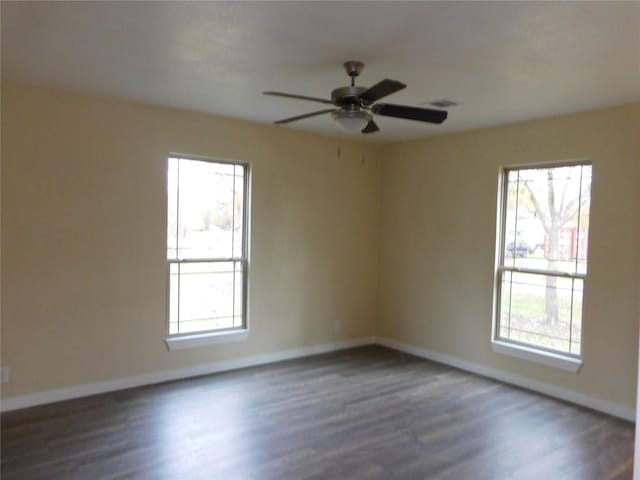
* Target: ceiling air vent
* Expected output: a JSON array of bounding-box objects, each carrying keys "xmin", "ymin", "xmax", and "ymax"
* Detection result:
[{"xmin": 425, "ymin": 99, "xmax": 459, "ymax": 108}]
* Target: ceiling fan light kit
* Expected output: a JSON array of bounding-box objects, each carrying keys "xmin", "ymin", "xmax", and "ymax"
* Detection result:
[
  {"xmin": 332, "ymin": 109, "xmax": 372, "ymax": 131},
  {"xmin": 264, "ymin": 61, "xmax": 448, "ymax": 135}
]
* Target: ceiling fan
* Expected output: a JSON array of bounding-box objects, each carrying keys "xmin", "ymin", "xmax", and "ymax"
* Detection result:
[{"xmin": 264, "ymin": 61, "xmax": 448, "ymax": 134}]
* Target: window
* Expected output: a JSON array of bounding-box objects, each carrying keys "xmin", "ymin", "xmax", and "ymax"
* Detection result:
[
  {"xmin": 493, "ymin": 162, "xmax": 592, "ymax": 370},
  {"xmin": 167, "ymin": 156, "xmax": 249, "ymax": 340}
]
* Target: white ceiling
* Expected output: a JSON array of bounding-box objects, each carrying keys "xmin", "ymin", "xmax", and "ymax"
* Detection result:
[{"xmin": 2, "ymin": 1, "xmax": 640, "ymax": 143}]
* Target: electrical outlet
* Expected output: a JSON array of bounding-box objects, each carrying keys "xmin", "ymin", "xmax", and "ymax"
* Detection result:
[
  {"xmin": 1, "ymin": 367, "xmax": 9, "ymax": 384},
  {"xmin": 334, "ymin": 320, "xmax": 342, "ymax": 333}
]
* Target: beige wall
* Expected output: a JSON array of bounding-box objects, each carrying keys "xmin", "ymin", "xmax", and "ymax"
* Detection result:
[
  {"xmin": 379, "ymin": 104, "xmax": 640, "ymax": 409},
  {"xmin": 0, "ymin": 81, "xmax": 381, "ymax": 397},
  {"xmin": 2, "ymin": 80, "xmax": 639, "ymax": 412}
]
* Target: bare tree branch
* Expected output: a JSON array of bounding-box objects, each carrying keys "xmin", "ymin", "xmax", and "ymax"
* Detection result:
[
  {"xmin": 559, "ymin": 168, "xmax": 573, "ymax": 218},
  {"xmin": 547, "ymin": 170, "xmax": 558, "ymax": 219},
  {"xmin": 523, "ymin": 180, "xmax": 550, "ymax": 233},
  {"xmin": 559, "ymin": 197, "xmax": 580, "ymax": 223},
  {"xmin": 558, "ymin": 196, "xmax": 590, "ymax": 228}
]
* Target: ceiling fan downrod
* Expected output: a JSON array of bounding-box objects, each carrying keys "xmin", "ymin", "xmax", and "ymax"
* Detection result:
[{"xmin": 344, "ymin": 60, "xmax": 364, "ymax": 87}]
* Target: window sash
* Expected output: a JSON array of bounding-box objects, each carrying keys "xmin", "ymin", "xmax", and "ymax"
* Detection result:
[
  {"xmin": 167, "ymin": 159, "xmax": 249, "ymax": 262},
  {"xmin": 167, "ymin": 259, "xmax": 248, "ymax": 338},
  {"xmin": 494, "ymin": 268, "xmax": 583, "ymax": 358}
]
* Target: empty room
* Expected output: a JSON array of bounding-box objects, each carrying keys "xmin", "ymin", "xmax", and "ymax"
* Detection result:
[{"xmin": 1, "ymin": 2, "xmax": 639, "ymax": 479}]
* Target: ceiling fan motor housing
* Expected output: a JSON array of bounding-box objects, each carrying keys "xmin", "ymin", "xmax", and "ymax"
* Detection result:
[{"xmin": 331, "ymin": 86, "xmax": 367, "ymax": 107}]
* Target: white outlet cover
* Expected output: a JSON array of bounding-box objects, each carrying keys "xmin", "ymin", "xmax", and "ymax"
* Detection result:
[{"xmin": 1, "ymin": 367, "xmax": 9, "ymax": 384}]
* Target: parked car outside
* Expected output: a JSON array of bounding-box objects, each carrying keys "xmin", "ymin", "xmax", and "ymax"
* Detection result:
[{"xmin": 506, "ymin": 239, "xmax": 531, "ymax": 257}]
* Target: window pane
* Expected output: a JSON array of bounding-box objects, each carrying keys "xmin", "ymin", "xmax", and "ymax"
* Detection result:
[
  {"xmin": 232, "ymin": 165, "xmax": 245, "ymax": 258},
  {"xmin": 169, "ymin": 263, "xmax": 180, "ymax": 334},
  {"xmin": 233, "ymin": 261, "xmax": 244, "ymax": 328},
  {"xmin": 498, "ymin": 271, "xmax": 582, "ymax": 355},
  {"xmin": 575, "ymin": 166, "xmax": 592, "ymax": 275},
  {"xmin": 503, "ymin": 165, "xmax": 591, "ymax": 275},
  {"xmin": 503, "ymin": 172, "xmax": 521, "ymax": 269},
  {"xmin": 499, "ymin": 270, "xmax": 513, "ymax": 339},
  {"xmin": 569, "ymin": 279, "xmax": 583, "ymax": 354},
  {"xmin": 167, "ymin": 158, "xmax": 179, "ymax": 260},
  {"xmin": 171, "ymin": 261, "xmax": 242, "ymax": 334},
  {"xmin": 171, "ymin": 159, "xmax": 238, "ymax": 259}
]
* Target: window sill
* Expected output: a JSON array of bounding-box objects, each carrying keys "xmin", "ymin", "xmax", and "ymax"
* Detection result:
[
  {"xmin": 491, "ymin": 340, "xmax": 582, "ymax": 373},
  {"xmin": 166, "ymin": 329, "xmax": 249, "ymax": 351}
]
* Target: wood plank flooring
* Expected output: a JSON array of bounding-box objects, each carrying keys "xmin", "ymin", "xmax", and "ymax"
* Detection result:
[{"xmin": 1, "ymin": 346, "xmax": 634, "ymax": 479}]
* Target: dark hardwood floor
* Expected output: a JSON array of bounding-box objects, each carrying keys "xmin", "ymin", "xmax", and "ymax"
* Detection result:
[{"xmin": 1, "ymin": 346, "xmax": 634, "ymax": 480}]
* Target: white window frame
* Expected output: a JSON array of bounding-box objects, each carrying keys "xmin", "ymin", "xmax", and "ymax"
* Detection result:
[
  {"xmin": 492, "ymin": 160, "xmax": 591, "ymax": 372},
  {"xmin": 165, "ymin": 155, "xmax": 251, "ymax": 351}
]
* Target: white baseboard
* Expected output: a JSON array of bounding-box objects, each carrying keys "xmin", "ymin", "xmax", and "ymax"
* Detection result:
[
  {"xmin": 0, "ymin": 336, "xmax": 375, "ymax": 412},
  {"xmin": 2, "ymin": 335, "xmax": 635, "ymax": 422},
  {"xmin": 375, "ymin": 336, "xmax": 635, "ymax": 422}
]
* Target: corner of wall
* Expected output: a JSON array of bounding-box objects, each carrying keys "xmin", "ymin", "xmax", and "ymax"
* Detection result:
[{"xmin": 373, "ymin": 143, "xmax": 386, "ymax": 338}]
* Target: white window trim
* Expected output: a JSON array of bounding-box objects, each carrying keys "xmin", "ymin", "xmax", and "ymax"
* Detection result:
[
  {"xmin": 166, "ymin": 329, "xmax": 249, "ymax": 351},
  {"xmin": 165, "ymin": 155, "xmax": 252, "ymax": 348},
  {"xmin": 492, "ymin": 160, "xmax": 591, "ymax": 371},
  {"xmin": 491, "ymin": 340, "xmax": 582, "ymax": 373}
]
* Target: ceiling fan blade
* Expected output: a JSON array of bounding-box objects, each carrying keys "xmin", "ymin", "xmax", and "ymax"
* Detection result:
[
  {"xmin": 373, "ymin": 103, "xmax": 448, "ymax": 124},
  {"xmin": 359, "ymin": 79, "xmax": 406, "ymax": 105},
  {"xmin": 361, "ymin": 120, "xmax": 379, "ymax": 134},
  {"xmin": 264, "ymin": 91, "xmax": 333, "ymax": 105},
  {"xmin": 274, "ymin": 109, "xmax": 337, "ymax": 124}
]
